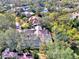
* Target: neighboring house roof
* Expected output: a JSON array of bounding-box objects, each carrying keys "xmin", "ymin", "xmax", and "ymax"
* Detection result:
[{"xmin": 20, "ymin": 27, "xmax": 51, "ymax": 48}]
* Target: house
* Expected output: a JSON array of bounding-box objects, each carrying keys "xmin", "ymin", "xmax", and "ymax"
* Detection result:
[{"xmin": 15, "ymin": 14, "xmax": 51, "ymax": 48}]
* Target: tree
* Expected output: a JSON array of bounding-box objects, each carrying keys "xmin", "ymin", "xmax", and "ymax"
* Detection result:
[
  {"xmin": 0, "ymin": 31, "xmax": 7, "ymax": 53},
  {"xmin": 46, "ymin": 40, "xmax": 78, "ymax": 59},
  {"xmin": 4, "ymin": 29, "xmax": 17, "ymax": 50},
  {"xmin": 0, "ymin": 13, "xmax": 15, "ymax": 31}
]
